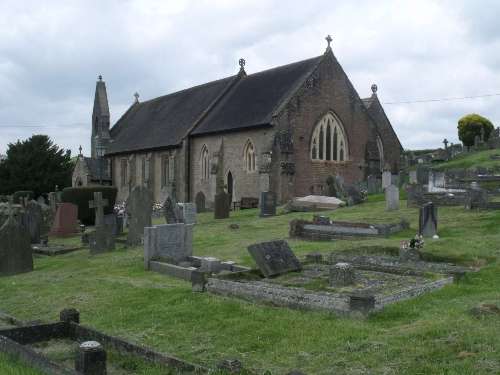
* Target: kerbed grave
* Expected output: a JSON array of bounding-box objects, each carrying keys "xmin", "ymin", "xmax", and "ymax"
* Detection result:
[{"xmin": 201, "ymin": 241, "xmax": 476, "ymax": 316}]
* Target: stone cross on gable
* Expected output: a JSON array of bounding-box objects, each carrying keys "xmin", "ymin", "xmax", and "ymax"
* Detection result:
[
  {"xmin": 325, "ymin": 34, "xmax": 333, "ymax": 49},
  {"xmin": 89, "ymin": 192, "xmax": 108, "ymax": 227}
]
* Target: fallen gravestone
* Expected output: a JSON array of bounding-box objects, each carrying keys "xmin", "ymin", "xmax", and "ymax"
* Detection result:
[
  {"xmin": 260, "ymin": 191, "xmax": 277, "ymax": 217},
  {"xmin": 0, "ymin": 206, "xmax": 33, "ymax": 276},
  {"xmin": 385, "ymin": 184, "xmax": 399, "ymax": 211},
  {"xmin": 419, "ymin": 202, "xmax": 438, "ymax": 237},
  {"xmin": 247, "ymin": 240, "xmax": 302, "ymax": 277},
  {"xmin": 49, "ymin": 203, "xmax": 78, "ymax": 236},
  {"xmin": 127, "ymin": 186, "xmax": 153, "ymax": 246},
  {"xmin": 288, "ymin": 195, "xmax": 345, "ymax": 212}
]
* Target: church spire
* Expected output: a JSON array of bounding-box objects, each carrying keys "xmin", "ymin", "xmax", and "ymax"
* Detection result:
[{"xmin": 91, "ymin": 75, "xmax": 111, "ymax": 159}]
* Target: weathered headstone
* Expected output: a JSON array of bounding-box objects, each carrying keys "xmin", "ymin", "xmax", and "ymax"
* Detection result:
[
  {"xmin": 88, "ymin": 192, "xmax": 115, "ymax": 254},
  {"xmin": 144, "ymin": 223, "xmax": 193, "ymax": 268},
  {"xmin": 50, "ymin": 203, "xmax": 78, "ymax": 236},
  {"xmin": 367, "ymin": 175, "xmax": 381, "ymax": 194},
  {"xmin": 409, "ymin": 170, "xmax": 417, "ymax": 185},
  {"xmin": 22, "ymin": 200, "xmax": 43, "ymax": 244},
  {"xmin": 419, "ymin": 202, "xmax": 437, "ymax": 237},
  {"xmin": 247, "ymin": 240, "xmax": 301, "ymax": 278},
  {"xmin": 127, "ymin": 186, "xmax": 153, "ymax": 246},
  {"xmin": 89, "ymin": 192, "xmax": 108, "ymax": 227},
  {"xmin": 385, "ymin": 184, "xmax": 400, "ymax": 211},
  {"xmin": 465, "ymin": 185, "xmax": 489, "ymax": 209},
  {"xmin": 0, "ymin": 205, "xmax": 33, "ymax": 276},
  {"xmin": 164, "ymin": 196, "xmax": 181, "ymax": 224},
  {"xmin": 214, "ymin": 192, "xmax": 230, "ymax": 219},
  {"xmin": 259, "ymin": 191, "xmax": 277, "ymax": 217},
  {"xmin": 103, "ymin": 213, "xmax": 123, "ymax": 236},
  {"xmin": 179, "ymin": 202, "xmax": 197, "ymax": 224},
  {"xmin": 329, "ymin": 262, "xmax": 355, "ymax": 287},
  {"xmin": 382, "ymin": 171, "xmax": 392, "ymax": 189}
]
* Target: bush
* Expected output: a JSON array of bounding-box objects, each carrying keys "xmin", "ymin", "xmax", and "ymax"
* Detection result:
[
  {"xmin": 61, "ymin": 186, "xmax": 117, "ymax": 225},
  {"xmin": 12, "ymin": 191, "xmax": 34, "ymax": 204},
  {"xmin": 458, "ymin": 113, "xmax": 494, "ymax": 147}
]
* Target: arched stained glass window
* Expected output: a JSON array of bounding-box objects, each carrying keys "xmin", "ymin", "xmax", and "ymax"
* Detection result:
[
  {"xmin": 310, "ymin": 113, "xmax": 349, "ymax": 161},
  {"xmin": 200, "ymin": 145, "xmax": 210, "ymax": 181}
]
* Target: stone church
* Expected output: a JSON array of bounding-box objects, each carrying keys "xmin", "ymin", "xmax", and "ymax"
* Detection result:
[{"xmin": 73, "ymin": 37, "xmax": 402, "ymax": 209}]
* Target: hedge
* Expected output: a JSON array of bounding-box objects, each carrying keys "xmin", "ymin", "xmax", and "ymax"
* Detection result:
[
  {"xmin": 13, "ymin": 191, "xmax": 34, "ymax": 204},
  {"xmin": 61, "ymin": 186, "xmax": 117, "ymax": 225}
]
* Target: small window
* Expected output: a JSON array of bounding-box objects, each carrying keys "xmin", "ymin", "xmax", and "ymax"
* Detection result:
[
  {"xmin": 161, "ymin": 155, "xmax": 169, "ymax": 187},
  {"xmin": 120, "ymin": 159, "xmax": 128, "ymax": 187},
  {"xmin": 200, "ymin": 145, "xmax": 210, "ymax": 181},
  {"xmin": 168, "ymin": 156, "xmax": 175, "ymax": 182},
  {"xmin": 244, "ymin": 140, "xmax": 256, "ymax": 172}
]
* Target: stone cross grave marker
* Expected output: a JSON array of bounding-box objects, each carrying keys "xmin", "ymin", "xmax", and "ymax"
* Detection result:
[
  {"xmin": 419, "ymin": 202, "xmax": 438, "ymax": 237},
  {"xmin": 260, "ymin": 191, "xmax": 277, "ymax": 217},
  {"xmin": 88, "ymin": 192, "xmax": 115, "ymax": 254},
  {"xmin": 247, "ymin": 240, "xmax": 302, "ymax": 278},
  {"xmin": 22, "ymin": 200, "xmax": 43, "ymax": 244},
  {"xmin": 144, "ymin": 223, "xmax": 193, "ymax": 269},
  {"xmin": 127, "ymin": 186, "xmax": 152, "ymax": 246},
  {"xmin": 0, "ymin": 200, "xmax": 33, "ymax": 276},
  {"xmin": 385, "ymin": 184, "xmax": 400, "ymax": 211}
]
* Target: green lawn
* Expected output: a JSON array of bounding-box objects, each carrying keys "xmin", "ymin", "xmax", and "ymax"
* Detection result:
[
  {"xmin": 1, "ymin": 197, "xmax": 499, "ymax": 374},
  {"xmin": 433, "ymin": 149, "xmax": 500, "ymax": 171}
]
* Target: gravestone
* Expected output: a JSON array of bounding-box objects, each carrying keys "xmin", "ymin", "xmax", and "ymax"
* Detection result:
[
  {"xmin": 48, "ymin": 191, "xmax": 60, "ymax": 214},
  {"xmin": 465, "ymin": 186, "xmax": 489, "ymax": 209},
  {"xmin": 409, "ymin": 170, "xmax": 417, "ymax": 184},
  {"xmin": 103, "ymin": 213, "xmax": 123, "ymax": 236},
  {"xmin": 385, "ymin": 184, "xmax": 400, "ymax": 211},
  {"xmin": 329, "ymin": 262, "xmax": 355, "ymax": 287},
  {"xmin": 367, "ymin": 175, "xmax": 381, "ymax": 194},
  {"xmin": 214, "ymin": 192, "xmax": 230, "ymax": 219},
  {"xmin": 127, "ymin": 186, "xmax": 153, "ymax": 246},
  {"xmin": 88, "ymin": 192, "xmax": 115, "ymax": 254},
  {"xmin": 50, "ymin": 203, "xmax": 78, "ymax": 236},
  {"xmin": 247, "ymin": 240, "xmax": 302, "ymax": 278},
  {"xmin": 195, "ymin": 192, "xmax": 206, "ymax": 213},
  {"xmin": 391, "ymin": 174, "xmax": 400, "ymax": 187},
  {"xmin": 144, "ymin": 223, "xmax": 193, "ymax": 268},
  {"xmin": 382, "ymin": 171, "xmax": 392, "ymax": 189},
  {"xmin": 419, "ymin": 202, "xmax": 438, "ymax": 237},
  {"xmin": 22, "ymin": 200, "xmax": 42, "ymax": 244},
  {"xmin": 164, "ymin": 196, "xmax": 181, "ymax": 224},
  {"xmin": 259, "ymin": 191, "xmax": 277, "ymax": 217},
  {"xmin": 0, "ymin": 206, "xmax": 33, "ymax": 276},
  {"xmin": 179, "ymin": 202, "xmax": 197, "ymax": 225}
]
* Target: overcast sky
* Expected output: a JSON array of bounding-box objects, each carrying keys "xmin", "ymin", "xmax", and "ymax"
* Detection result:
[{"xmin": 1, "ymin": 0, "xmax": 499, "ymax": 156}]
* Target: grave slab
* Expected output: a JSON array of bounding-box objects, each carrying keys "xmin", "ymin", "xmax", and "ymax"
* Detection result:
[{"xmin": 247, "ymin": 240, "xmax": 302, "ymax": 278}]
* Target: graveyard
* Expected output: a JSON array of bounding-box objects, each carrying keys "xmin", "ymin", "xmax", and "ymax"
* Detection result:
[{"xmin": 1, "ymin": 192, "xmax": 500, "ymax": 374}]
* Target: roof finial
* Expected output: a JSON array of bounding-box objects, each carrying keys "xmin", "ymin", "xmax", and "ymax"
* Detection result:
[
  {"xmin": 98, "ymin": 75, "xmax": 102, "ymax": 81},
  {"xmin": 78, "ymin": 145, "xmax": 83, "ymax": 156},
  {"xmin": 133, "ymin": 92, "xmax": 140, "ymax": 103},
  {"xmin": 325, "ymin": 34, "xmax": 333, "ymax": 50},
  {"xmin": 371, "ymin": 83, "xmax": 378, "ymax": 95},
  {"xmin": 239, "ymin": 58, "xmax": 246, "ymax": 72}
]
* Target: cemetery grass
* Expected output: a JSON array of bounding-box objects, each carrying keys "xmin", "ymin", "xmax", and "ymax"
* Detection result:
[
  {"xmin": 1, "ymin": 198, "xmax": 500, "ymax": 374},
  {"xmin": 434, "ymin": 148, "xmax": 500, "ymax": 170}
]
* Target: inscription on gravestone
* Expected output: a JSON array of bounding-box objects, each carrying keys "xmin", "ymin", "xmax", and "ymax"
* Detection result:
[{"xmin": 247, "ymin": 240, "xmax": 302, "ymax": 278}]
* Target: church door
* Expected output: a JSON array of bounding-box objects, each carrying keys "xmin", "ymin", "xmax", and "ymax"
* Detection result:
[{"xmin": 227, "ymin": 171, "xmax": 234, "ymax": 204}]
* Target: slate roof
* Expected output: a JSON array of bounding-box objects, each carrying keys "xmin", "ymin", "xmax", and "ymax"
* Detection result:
[
  {"xmin": 84, "ymin": 157, "xmax": 111, "ymax": 181},
  {"xmin": 107, "ymin": 55, "xmax": 323, "ymax": 155},
  {"xmin": 191, "ymin": 56, "xmax": 323, "ymax": 135}
]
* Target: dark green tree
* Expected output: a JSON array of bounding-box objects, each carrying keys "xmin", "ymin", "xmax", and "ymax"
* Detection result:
[
  {"xmin": 457, "ymin": 113, "xmax": 494, "ymax": 147},
  {"xmin": 0, "ymin": 135, "xmax": 73, "ymax": 196}
]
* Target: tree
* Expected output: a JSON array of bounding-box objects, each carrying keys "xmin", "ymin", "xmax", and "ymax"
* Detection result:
[
  {"xmin": 0, "ymin": 135, "xmax": 73, "ymax": 196},
  {"xmin": 457, "ymin": 113, "xmax": 494, "ymax": 147}
]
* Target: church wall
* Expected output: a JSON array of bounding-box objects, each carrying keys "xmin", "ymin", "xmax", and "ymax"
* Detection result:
[
  {"xmin": 72, "ymin": 158, "xmax": 90, "ymax": 187},
  {"xmin": 273, "ymin": 54, "xmax": 375, "ymax": 200},
  {"xmin": 190, "ymin": 128, "xmax": 274, "ymax": 208}
]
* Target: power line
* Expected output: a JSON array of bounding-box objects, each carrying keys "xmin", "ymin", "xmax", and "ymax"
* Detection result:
[{"xmin": 383, "ymin": 92, "xmax": 500, "ymax": 105}]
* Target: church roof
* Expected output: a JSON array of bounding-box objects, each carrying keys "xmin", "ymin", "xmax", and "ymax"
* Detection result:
[
  {"xmin": 191, "ymin": 56, "xmax": 323, "ymax": 136},
  {"xmin": 107, "ymin": 55, "xmax": 323, "ymax": 155}
]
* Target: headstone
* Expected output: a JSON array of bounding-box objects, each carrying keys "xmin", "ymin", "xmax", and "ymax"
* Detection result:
[
  {"xmin": 416, "ymin": 165, "xmax": 430, "ymax": 185},
  {"xmin": 88, "ymin": 192, "xmax": 115, "ymax": 254},
  {"xmin": 143, "ymin": 223, "xmax": 193, "ymax": 268},
  {"xmin": 103, "ymin": 213, "xmax": 123, "ymax": 236},
  {"xmin": 419, "ymin": 203, "xmax": 438, "ymax": 237},
  {"xmin": 22, "ymin": 200, "xmax": 42, "ymax": 244},
  {"xmin": 50, "ymin": 203, "xmax": 78, "ymax": 236},
  {"xmin": 247, "ymin": 240, "xmax": 302, "ymax": 278},
  {"xmin": 329, "ymin": 262, "xmax": 355, "ymax": 287},
  {"xmin": 382, "ymin": 171, "xmax": 392, "ymax": 189},
  {"xmin": 259, "ymin": 191, "xmax": 277, "ymax": 217},
  {"xmin": 48, "ymin": 191, "xmax": 60, "ymax": 214},
  {"xmin": 127, "ymin": 186, "xmax": 153, "ymax": 246},
  {"xmin": 177, "ymin": 202, "xmax": 196, "ymax": 224},
  {"xmin": 195, "ymin": 191, "xmax": 206, "ymax": 213},
  {"xmin": 344, "ymin": 184, "xmax": 364, "ymax": 205},
  {"xmin": 89, "ymin": 192, "xmax": 108, "ymax": 227},
  {"xmin": 0, "ymin": 208, "xmax": 33, "ymax": 276},
  {"xmin": 465, "ymin": 186, "xmax": 489, "ymax": 209},
  {"xmin": 164, "ymin": 196, "xmax": 181, "ymax": 224},
  {"xmin": 409, "ymin": 170, "xmax": 417, "ymax": 184},
  {"xmin": 367, "ymin": 175, "xmax": 381, "ymax": 194},
  {"xmin": 391, "ymin": 174, "xmax": 400, "ymax": 187},
  {"xmin": 385, "ymin": 184, "xmax": 400, "ymax": 211},
  {"xmin": 214, "ymin": 192, "xmax": 230, "ymax": 219}
]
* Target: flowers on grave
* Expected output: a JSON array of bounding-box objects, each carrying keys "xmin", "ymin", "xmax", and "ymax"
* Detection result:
[{"xmin": 400, "ymin": 234, "xmax": 425, "ymax": 250}]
